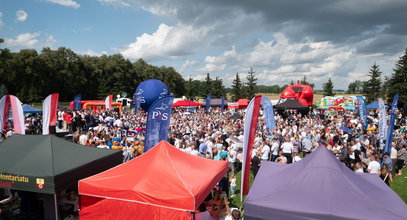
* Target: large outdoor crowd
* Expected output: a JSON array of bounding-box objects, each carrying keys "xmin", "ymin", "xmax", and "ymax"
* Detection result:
[{"xmin": 1, "ymin": 104, "xmax": 407, "ymax": 220}]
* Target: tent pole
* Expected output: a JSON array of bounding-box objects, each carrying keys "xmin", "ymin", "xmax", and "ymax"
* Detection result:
[
  {"xmin": 54, "ymin": 194, "xmax": 60, "ymax": 220},
  {"xmin": 193, "ymin": 212, "xmax": 196, "ymax": 220}
]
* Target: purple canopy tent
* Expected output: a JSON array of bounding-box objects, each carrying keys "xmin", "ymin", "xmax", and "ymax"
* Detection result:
[{"xmin": 245, "ymin": 147, "xmax": 407, "ymax": 220}]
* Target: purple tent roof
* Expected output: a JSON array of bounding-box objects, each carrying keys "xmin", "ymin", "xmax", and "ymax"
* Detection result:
[{"xmin": 245, "ymin": 147, "xmax": 407, "ymax": 220}]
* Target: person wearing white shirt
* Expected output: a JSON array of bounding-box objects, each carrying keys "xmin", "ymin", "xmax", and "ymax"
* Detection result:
[
  {"xmin": 281, "ymin": 139, "xmax": 293, "ymax": 163},
  {"xmin": 190, "ymin": 146, "xmax": 199, "ymax": 156},
  {"xmin": 367, "ymin": 155, "xmax": 381, "ymax": 175},
  {"xmin": 270, "ymin": 139, "xmax": 280, "ymax": 161},
  {"xmin": 260, "ymin": 140, "xmax": 270, "ymax": 161}
]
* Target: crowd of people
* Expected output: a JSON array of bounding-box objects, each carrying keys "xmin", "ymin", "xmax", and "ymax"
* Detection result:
[{"xmin": 1, "ymin": 103, "xmax": 407, "ymax": 219}]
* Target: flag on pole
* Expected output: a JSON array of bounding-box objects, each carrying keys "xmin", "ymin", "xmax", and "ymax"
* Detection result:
[
  {"xmin": 221, "ymin": 95, "xmax": 225, "ymax": 111},
  {"xmin": 134, "ymin": 88, "xmax": 144, "ymax": 114},
  {"xmin": 43, "ymin": 93, "xmax": 59, "ymax": 135},
  {"xmin": 261, "ymin": 96, "xmax": 275, "ymax": 131},
  {"xmin": 384, "ymin": 94, "xmax": 399, "ymax": 153},
  {"xmin": 73, "ymin": 94, "xmax": 82, "ymax": 110},
  {"xmin": 241, "ymin": 95, "xmax": 262, "ymax": 199},
  {"xmin": 144, "ymin": 95, "xmax": 174, "ymax": 152},
  {"xmin": 105, "ymin": 95, "xmax": 113, "ymax": 111},
  {"xmin": 0, "ymin": 95, "xmax": 25, "ymax": 134},
  {"xmin": 378, "ymin": 98, "xmax": 387, "ymax": 150},
  {"xmin": 356, "ymin": 96, "xmax": 368, "ymax": 130},
  {"xmin": 205, "ymin": 94, "xmax": 212, "ymax": 113}
]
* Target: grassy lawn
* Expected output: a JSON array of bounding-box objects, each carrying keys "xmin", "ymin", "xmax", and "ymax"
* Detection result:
[
  {"xmin": 228, "ymin": 166, "xmax": 407, "ymax": 209},
  {"xmin": 391, "ymin": 166, "xmax": 407, "ymax": 203}
]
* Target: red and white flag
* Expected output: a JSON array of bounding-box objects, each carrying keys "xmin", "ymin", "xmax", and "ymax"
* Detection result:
[
  {"xmin": 105, "ymin": 95, "xmax": 113, "ymax": 111},
  {"xmin": 42, "ymin": 93, "xmax": 59, "ymax": 135},
  {"xmin": 241, "ymin": 95, "xmax": 262, "ymax": 199},
  {"xmin": 0, "ymin": 95, "xmax": 25, "ymax": 134}
]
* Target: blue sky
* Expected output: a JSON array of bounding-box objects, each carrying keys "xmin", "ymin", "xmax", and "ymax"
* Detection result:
[{"xmin": 1, "ymin": 0, "xmax": 407, "ymax": 89}]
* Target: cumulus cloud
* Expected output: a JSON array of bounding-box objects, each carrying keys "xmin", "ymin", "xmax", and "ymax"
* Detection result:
[
  {"xmin": 98, "ymin": 0, "xmax": 130, "ymax": 7},
  {"xmin": 121, "ymin": 23, "xmax": 210, "ymax": 61},
  {"xmin": 4, "ymin": 32, "xmax": 41, "ymax": 47},
  {"xmin": 4, "ymin": 32, "xmax": 57, "ymax": 49},
  {"xmin": 16, "ymin": 10, "xmax": 28, "ymax": 22},
  {"xmin": 78, "ymin": 49, "xmax": 108, "ymax": 56},
  {"xmin": 45, "ymin": 0, "xmax": 80, "ymax": 9}
]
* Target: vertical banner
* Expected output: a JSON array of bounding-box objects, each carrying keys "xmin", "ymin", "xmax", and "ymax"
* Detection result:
[
  {"xmin": 43, "ymin": 93, "xmax": 59, "ymax": 135},
  {"xmin": 384, "ymin": 94, "xmax": 399, "ymax": 154},
  {"xmin": 378, "ymin": 98, "xmax": 387, "ymax": 150},
  {"xmin": 221, "ymin": 95, "xmax": 225, "ymax": 111},
  {"xmin": 73, "ymin": 94, "xmax": 82, "ymax": 110},
  {"xmin": 134, "ymin": 88, "xmax": 144, "ymax": 114},
  {"xmin": 205, "ymin": 94, "xmax": 212, "ymax": 113},
  {"xmin": 0, "ymin": 95, "xmax": 25, "ymax": 134},
  {"xmin": 105, "ymin": 95, "xmax": 113, "ymax": 111},
  {"xmin": 144, "ymin": 95, "xmax": 174, "ymax": 153},
  {"xmin": 356, "ymin": 96, "xmax": 368, "ymax": 130},
  {"xmin": 261, "ymin": 96, "xmax": 276, "ymax": 131},
  {"xmin": 241, "ymin": 95, "xmax": 262, "ymax": 198}
]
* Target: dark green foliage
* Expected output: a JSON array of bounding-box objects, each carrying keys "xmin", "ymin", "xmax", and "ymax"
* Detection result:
[
  {"xmin": 300, "ymin": 75, "xmax": 315, "ymax": 88},
  {"xmin": 363, "ymin": 63, "xmax": 382, "ymax": 103},
  {"xmin": 245, "ymin": 67, "xmax": 257, "ymax": 99},
  {"xmin": 387, "ymin": 49, "xmax": 407, "ymax": 107},
  {"xmin": 0, "ymin": 48, "xmax": 185, "ymax": 102},
  {"xmin": 347, "ymin": 80, "xmax": 363, "ymax": 94},
  {"xmin": 231, "ymin": 73, "xmax": 243, "ymax": 101},
  {"xmin": 323, "ymin": 78, "xmax": 335, "ymax": 96}
]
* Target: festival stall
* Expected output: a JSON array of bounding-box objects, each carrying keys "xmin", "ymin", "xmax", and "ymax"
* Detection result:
[
  {"xmin": 244, "ymin": 147, "xmax": 407, "ymax": 220},
  {"xmin": 79, "ymin": 141, "xmax": 229, "ymax": 220},
  {"xmin": 0, "ymin": 135, "xmax": 122, "ymax": 219},
  {"xmin": 203, "ymin": 99, "xmax": 228, "ymax": 107},
  {"xmin": 22, "ymin": 104, "xmax": 42, "ymax": 114},
  {"xmin": 172, "ymin": 100, "xmax": 203, "ymax": 107},
  {"xmin": 274, "ymin": 98, "xmax": 309, "ymax": 112},
  {"xmin": 237, "ymin": 99, "xmax": 249, "ymax": 109}
]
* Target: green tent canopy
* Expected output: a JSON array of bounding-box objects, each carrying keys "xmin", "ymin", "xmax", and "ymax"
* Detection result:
[{"xmin": 0, "ymin": 135, "xmax": 122, "ymax": 194}]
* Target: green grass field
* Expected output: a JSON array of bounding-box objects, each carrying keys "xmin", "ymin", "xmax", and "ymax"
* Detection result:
[{"xmin": 391, "ymin": 166, "xmax": 407, "ymax": 203}]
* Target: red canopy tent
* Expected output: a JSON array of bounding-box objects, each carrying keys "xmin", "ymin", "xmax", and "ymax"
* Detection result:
[
  {"xmin": 172, "ymin": 100, "xmax": 203, "ymax": 107},
  {"xmin": 79, "ymin": 141, "xmax": 228, "ymax": 220},
  {"xmin": 237, "ymin": 99, "xmax": 249, "ymax": 109}
]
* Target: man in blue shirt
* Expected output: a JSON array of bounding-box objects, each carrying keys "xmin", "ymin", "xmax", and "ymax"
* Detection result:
[{"xmin": 198, "ymin": 139, "xmax": 207, "ymax": 158}]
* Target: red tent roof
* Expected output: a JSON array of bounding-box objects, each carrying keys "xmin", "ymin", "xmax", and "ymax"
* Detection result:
[
  {"xmin": 79, "ymin": 141, "xmax": 228, "ymax": 216},
  {"xmin": 237, "ymin": 99, "xmax": 249, "ymax": 108},
  {"xmin": 172, "ymin": 100, "xmax": 203, "ymax": 107}
]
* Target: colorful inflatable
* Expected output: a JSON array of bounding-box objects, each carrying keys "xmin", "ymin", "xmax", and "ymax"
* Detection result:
[
  {"xmin": 280, "ymin": 85, "xmax": 314, "ymax": 106},
  {"xmin": 319, "ymin": 96, "xmax": 359, "ymax": 111}
]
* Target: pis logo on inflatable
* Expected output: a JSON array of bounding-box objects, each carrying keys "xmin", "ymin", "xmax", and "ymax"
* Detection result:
[{"xmin": 134, "ymin": 79, "xmax": 170, "ymax": 111}]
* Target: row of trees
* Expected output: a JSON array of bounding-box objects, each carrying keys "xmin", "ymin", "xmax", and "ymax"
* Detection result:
[
  {"xmin": 0, "ymin": 47, "xmax": 185, "ymax": 102},
  {"xmin": 346, "ymin": 49, "xmax": 407, "ymax": 106}
]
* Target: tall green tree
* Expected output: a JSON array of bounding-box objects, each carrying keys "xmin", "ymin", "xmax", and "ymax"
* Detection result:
[
  {"xmin": 387, "ymin": 48, "xmax": 407, "ymax": 106},
  {"xmin": 0, "ymin": 84, "xmax": 8, "ymax": 97},
  {"xmin": 300, "ymin": 75, "xmax": 315, "ymax": 88},
  {"xmin": 323, "ymin": 78, "xmax": 335, "ymax": 96},
  {"xmin": 212, "ymin": 77, "xmax": 225, "ymax": 98},
  {"xmin": 289, "ymin": 80, "xmax": 295, "ymax": 85},
  {"xmin": 347, "ymin": 80, "xmax": 363, "ymax": 94},
  {"xmin": 245, "ymin": 67, "xmax": 257, "ymax": 99},
  {"xmin": 363, "ymin": 63, "xmax": 382, "ymax": 103},
  {"xmin": 231, "ymin": 73, "xmax": 243, "ymax": 101},
  {"xmin": 203, "ymin": 73, "xmax": 212, "ymax": 96}
]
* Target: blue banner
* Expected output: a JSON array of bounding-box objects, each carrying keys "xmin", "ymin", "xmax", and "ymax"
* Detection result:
[
  {"xmin": 144, "ymin": 95, "xmax": 174, "ymax": 152},
  {"xmin": 378, "ymin": 98, "xmax": 387, "ymax": 150},
  {"xmin": 205, "ymin": 94, "xmax": 211, "ymax": 113},
  {"xmin": 261, "ymin": 96, "xmax": 276, "ymax": 131},
  {"xmin": 221, "ymin": 95, "xmax": 225, "ymax": 111},
  {"xmin": 134, "ymin": 87, "xmax": 144, "ymax": 114},
  {"xmin": 356, "ymin": 96, "xmax": 368, "ymax": 130},
  {"xmin": 339, "ymin": 126, "xmax": 354, "ymax": 134},
  {"xmin": 384, "ymin": 94, "xmax": 399, "ymax": 153},
  {"xmin": 73, "ymin": 94, "xmax": 81, "ymax": 110}
]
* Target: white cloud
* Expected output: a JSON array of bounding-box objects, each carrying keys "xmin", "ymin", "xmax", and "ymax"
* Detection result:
[
  {"xmin": 4, "ymin": 32, "xmax": 41, "ymax": 47},
  {"xmin": 0, "ymin": 12, "xmax": 4, "ymax": 31},
  {"xmin": 16, "ymin": 10, "xmax": 28, "ymax": 22},
  {"xmin": 45, "ymin": 0, "xmax": 80, "ymax": 9},
  {"xmin": 44, "ymin": 35, "xmax": 57, "ymax": 48},
  {"xmin": 180, "ymin": 60, "xmax": 200, "ymax": 72},
  {"xmin": 121, "ymin": 23, "xmax": 210, "ymax": 61},
  {"xmin": 98, "ymin": 0, "xmax": 130, "ymax": 7}
]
